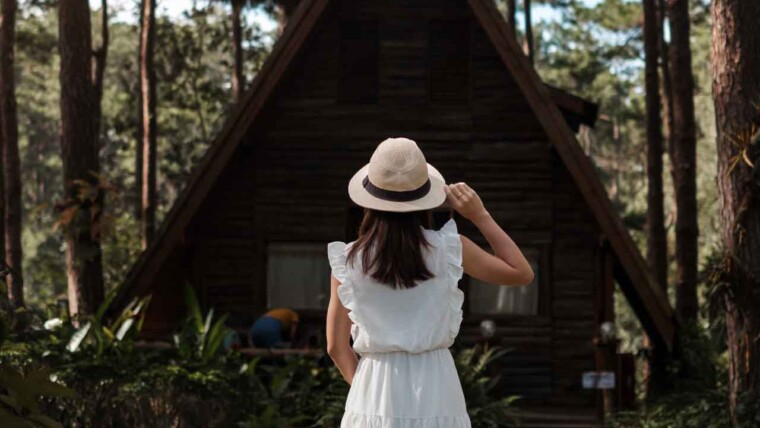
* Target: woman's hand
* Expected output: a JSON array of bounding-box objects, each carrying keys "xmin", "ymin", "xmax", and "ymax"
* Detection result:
[
  {"xmin": 445, "ymin": 182, "xmax": 535, "ymax": 286},
  {"xmin": 444, "ymin": 182, "xmax": 490, "ymax": 224}
]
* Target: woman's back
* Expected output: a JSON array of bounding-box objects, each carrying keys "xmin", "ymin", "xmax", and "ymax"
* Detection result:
[
  {"xmin": 325, "ymin": 137, "xmax": 534, "ymax": 427},
  {"xmin": 327, "ymin": 218, "xmax": 464, "ymax": 355}
]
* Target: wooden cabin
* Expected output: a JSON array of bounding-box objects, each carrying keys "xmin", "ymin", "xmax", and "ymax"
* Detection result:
[{"xmin": 115, "ymin": 0, "xmax": 675, "ymax": 422}]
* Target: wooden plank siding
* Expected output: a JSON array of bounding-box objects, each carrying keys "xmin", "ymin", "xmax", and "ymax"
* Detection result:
[
  {"xmin": 129, "ymin": 0, "xmax": 600, "ymax": 406},
  {"xmin": 119, "ymin": 0, "xmax": 677, "ymax": 417}
]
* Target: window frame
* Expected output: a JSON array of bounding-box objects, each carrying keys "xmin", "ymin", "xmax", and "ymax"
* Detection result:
[
  {"xmin": 464, "ymin": 243, "xmax": 551, "ymax": 320},
  {"xmin": 264, "ymin": 240, "xmax": 333, "ymax": 312}
]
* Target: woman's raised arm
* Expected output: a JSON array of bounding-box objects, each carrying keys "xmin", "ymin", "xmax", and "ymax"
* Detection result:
[{"xmin": 444, "ymin": 183, "xmax": 534, "ymax": 286}]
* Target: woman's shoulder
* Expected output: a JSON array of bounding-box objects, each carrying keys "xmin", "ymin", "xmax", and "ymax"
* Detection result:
[
  {"xmin": 327, "ymin": 241, "xmax": 358, "ymax": 282},
  {"xmin": 424, "ymin": 218, "xmax": 460, "ymax": 249}
]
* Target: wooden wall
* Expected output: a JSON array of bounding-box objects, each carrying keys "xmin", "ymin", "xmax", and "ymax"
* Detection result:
[{"xmin": 142, "ymin": 0, "xmax": 604, "ymax": 408}]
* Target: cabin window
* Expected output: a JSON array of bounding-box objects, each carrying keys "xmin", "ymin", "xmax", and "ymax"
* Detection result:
[
  {"xmin": 266, "ymin": 243, "xmax": 331, "ymax": 310},
  {"xmin": 339, "ymin": 20, "xmax": 379, "ymax": 104},
  {"xmin": 468, "ymin": 248, "xmax": 541, "ymax": 316},
  {"xmin": 429, "ymin": 20, "xmax": 470, "ymax": 104}
]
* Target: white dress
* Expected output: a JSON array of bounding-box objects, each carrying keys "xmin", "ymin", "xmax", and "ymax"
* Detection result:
[{"xmin": 327, "ymin": 218, "xmax": 471, "ymax": 428}]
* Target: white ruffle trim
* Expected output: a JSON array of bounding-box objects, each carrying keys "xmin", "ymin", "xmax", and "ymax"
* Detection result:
[
  {"xmin": 341, "ymin": 412, "xmax": 471, "ymax": 428},
  {"xmin": 328, "ymin": 241, "xmax": 367, "ymax": 349},
  {"xmin": 438, "ymin": 219, "xmax": 465, "ymax": 341}
]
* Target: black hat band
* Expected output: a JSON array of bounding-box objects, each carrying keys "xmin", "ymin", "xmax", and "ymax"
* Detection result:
[{"xmin": 362, "ymin": 175, "xmax": 431, "ymax": 202}]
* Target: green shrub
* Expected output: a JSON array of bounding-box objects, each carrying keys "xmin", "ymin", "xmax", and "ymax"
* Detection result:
[
  {"xmin": 456, "ymin": 346, "xmax": 519, "ymax": 428},
  {"xmin": 1, "ymin": 289, "xmax": 520, "ymax": 427}
]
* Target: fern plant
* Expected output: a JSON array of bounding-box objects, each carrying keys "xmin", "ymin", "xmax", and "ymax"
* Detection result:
[{"xmin": 455, "ymin": 346, "xmax": 520, "ymax": 428}]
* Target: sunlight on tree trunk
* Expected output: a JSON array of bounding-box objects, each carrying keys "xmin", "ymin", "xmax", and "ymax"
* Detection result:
[
  {"xmin": 139, "ymin": 0, "xmax": 157, "ymax": 249},
  {"xmin": 711, "ymin": 0, "xmax": 760, "ymax": 421},
  {"xmin": 58, "ymin": 0, "xmax": 105, "ymax": 317},
  {"xmin": 522, "ymin": 0, "xmax": 534, "ymax": 63},
  {"xmin": 1, "ymin": 0, "xmax": 21, "ymax": 307},
  {"xmin": 276, "ymin": 0, "xmax": 301, "ymax": 36},
  {"xmin": 231, "ymin": 0, "xmax": 244, "ymax": 104}
]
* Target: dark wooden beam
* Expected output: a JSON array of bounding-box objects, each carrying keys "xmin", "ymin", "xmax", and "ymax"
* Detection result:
[{"xmin": 468, "ymin": 0, "xmax": 675, "ymax": 350}]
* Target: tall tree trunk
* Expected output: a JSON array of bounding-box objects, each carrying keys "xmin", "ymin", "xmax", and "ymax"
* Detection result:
[
  {"xmin": 276, "ymin": 0, "xmax": 301, "ymax": 36},
  {"xmin": 58, "ymin": 0, "xmax": 105, "ymax": 317},
  {"xmin": 139, "ymin": 0, "xmax": 156, "ymax": 249},
  {"xmin": 507, "ymin": 0, "xmax": 517, "ymax": 37},
  {"xmin": 711, "ymin": 0, "xmax": 760, "ymax": 421},
  {"xmin": 0, "ymin": 9, "xmax": 5, "ymax": 314},
  {"xmin": 642, "ymin": 0, "xmax": 670, "ymax": 398},
  {"xmin": 93, "ymin": 0, "xmax": 108, "ymax": 135},
  {"xmin": 0, "ymin": 0, "xmax": 21, "ymax": 307},
  {"xmin": 668, "ymin": 0, "xmax": 699, "ymax": 323},
  {"xmin": 231, "ymin": 0, "xmax": 244, "ymax": 104},
  {"xmin": 658, "ymin": 0, "xmax": 674, "ymax": 158},
  {"xmin": 643, "ymin": 0, "xmax": 668, "ymax": 309},
  {"xmin": 523, "ymin": 0, "xmax": 534, "ymax": 63}
]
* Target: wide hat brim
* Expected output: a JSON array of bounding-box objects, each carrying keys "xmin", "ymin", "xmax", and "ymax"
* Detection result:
[{"xmin": 348, "ymin": 163, "xmax": 447, "ymax": 212}]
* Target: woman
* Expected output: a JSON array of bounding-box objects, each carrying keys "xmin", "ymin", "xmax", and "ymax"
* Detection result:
[{"xmin": 326, "ymin": 137, "xmax": 534, "ymax": 427}]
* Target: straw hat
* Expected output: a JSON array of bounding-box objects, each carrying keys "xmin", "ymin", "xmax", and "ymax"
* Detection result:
[{"xmin": 348, "ymin": 137, "xmax": 447, "ymax": 212}]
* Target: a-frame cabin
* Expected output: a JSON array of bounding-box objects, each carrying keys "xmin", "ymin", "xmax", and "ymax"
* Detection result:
[{"xmin": 115, "ymin": 0, "xmax": 676, "ymax": 420}]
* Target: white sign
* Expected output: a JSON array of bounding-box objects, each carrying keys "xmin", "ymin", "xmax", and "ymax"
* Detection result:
[{"xmin": 582, "ymin": 371, "xmax": 616, "ymax": 389}]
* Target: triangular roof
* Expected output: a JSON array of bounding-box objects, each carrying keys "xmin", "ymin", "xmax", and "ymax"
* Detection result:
[{"xmin": 115, "ymin": 0, "xmax": 675, "ymax": 350}]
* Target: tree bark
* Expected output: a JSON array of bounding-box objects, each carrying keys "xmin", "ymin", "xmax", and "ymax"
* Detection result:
[
  {"xmin": 644, "ymin": 0, "xmax": 668, "ymax": 302},
  {"xmin": 643, "ymin": 0, "xmax": 670, "ymax": 398},
  {"xmin": 139, "ymin": 0, "xmax": 156, "ymax": 249},
  {"xmin": 668, "ymin": 0, "xmax": 699, "ymax": 322},
  {"xmin": 0, "ymin": 0, "xmax": 21, "ymax": 307},
  {"xmin": 93, "ymin": 0, "xmax": 108, "ymax": 136},
  {"xmin": 231, "ymin": 0, "xmax": 244, "ymax": 104},
  {"xmin": 507, "ymin": 0, "xmax": 517, "ymax": 38},
  {"xmin": 711, "ymin": 0, "xmax": 760, "ymax": 421},
  {"xmin": 58, "ymin": 0, "xmax": 105, "ymax": 317},
  {"xmin": 658, "ymin": 0, "xmax": 674, "ymax": 158},
  {"xmin": 276, "ymin": 0, "xmax": 301, "ymax": 35},
  {"xmin": 523, "ymin": 0, "xmax": 534, "ymax": 63}
]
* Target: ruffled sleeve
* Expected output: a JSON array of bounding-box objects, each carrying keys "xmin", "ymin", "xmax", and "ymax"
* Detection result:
[
  {"xmin": 327, "ymin": 241, "xmax": 349, "ymax": 283},
  {"xmin": 327, "ymin": 242, "xmax": 363, "ymax": 345},
  {"xmin": 438, "ymin": 219, "xmax": 465, "ymax": 341},
  {"xmin": 327, "ymin": 242, "xmax": 355, "ymax": 311}
]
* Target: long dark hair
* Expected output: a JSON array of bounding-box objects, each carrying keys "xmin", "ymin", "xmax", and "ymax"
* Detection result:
[{"xmin": 347, "ymin": 209, "xmax": 434, "ymax": 289}]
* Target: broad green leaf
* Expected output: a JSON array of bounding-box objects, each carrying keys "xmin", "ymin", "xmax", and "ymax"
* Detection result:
[
  {"xmin": 95, "ymin": 285, "xmax": 120, "ymax": 322},
  {"xmin": 183, "ymin": 283, "xmax": 204, "ymax": 332},
  {"xmin": 115, "ymin": 318, "xmax": 134, "ymax": 341},
  {"xmin": 66, "ymin": 321, "xmax": 92, "ymax": 353}
]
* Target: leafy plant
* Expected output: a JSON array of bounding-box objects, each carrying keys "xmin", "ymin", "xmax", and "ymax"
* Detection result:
[
  {"xmin": 455, "ymin": 346, "xmax": 520, "ymax": 428},
  {"xmin": 173, "ymin": 284, "xmax": 232, "ymax": 363},
  {"xmin": 608, "ymin": 387, "xmax": 760, "ymax": 428},
  {"xmin": 0, "ymin": 365, "xmax": 76, "ymax": 428},
  {"xmin": 65, "ymin": 286, "xmax": 151, "ymax": 357}
]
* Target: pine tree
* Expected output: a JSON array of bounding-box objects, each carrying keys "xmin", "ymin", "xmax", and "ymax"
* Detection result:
[{"xmin": 711, "ymin": 0, "xmax": 760, "ymax": 420}]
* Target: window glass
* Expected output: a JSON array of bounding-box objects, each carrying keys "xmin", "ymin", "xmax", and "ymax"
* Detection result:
[
  {"xmin": 468, "ymin": 249, "xmax": 541, "ymax": 316},
  {"xmin": 267, "ymin": 243, "xmax": 331, "ymax": 310}
]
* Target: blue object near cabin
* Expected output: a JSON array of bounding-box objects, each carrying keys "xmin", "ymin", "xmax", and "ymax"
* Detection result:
[{"xmin": 251, "ymin": 315, "xmax": 284, "ymax": 348}]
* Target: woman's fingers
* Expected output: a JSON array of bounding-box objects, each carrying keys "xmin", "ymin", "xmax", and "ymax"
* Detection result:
[
  {"xmin": 462, "ymin": 183, "xmax": 476, "ymax": 197},
  {"xmin": 444, "ymin": 185, "xmax": 460, "ymax": 208}
]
